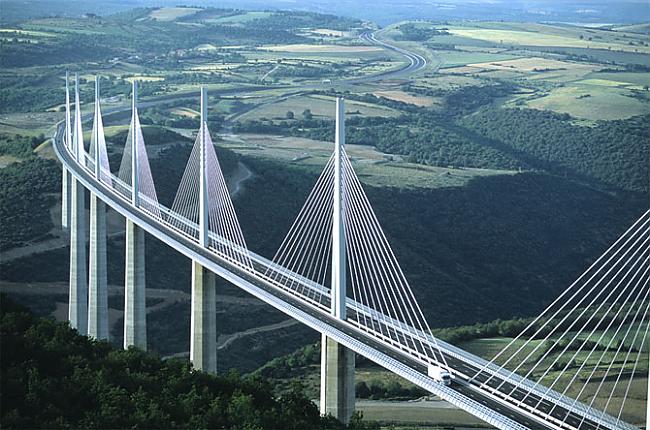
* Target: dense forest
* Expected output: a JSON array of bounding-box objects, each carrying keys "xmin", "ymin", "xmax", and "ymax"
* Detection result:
[
  {"xmin": 0, "ymin": 158, "xmax": 60, "ymax": 250},
  {"xmin": 396, "ymin": 23, "xmax": 450, "ymax": 41},
  {"xmin": 0, "ymin": 133, "xmax": 45, "ymax": 158},
  {"xmin": 0, "ymin": 295, "xmax": 377, "ymax": 429},
  {"xmin": 460, "ymin": 109, "xmax": 650, "ymax": 193}
]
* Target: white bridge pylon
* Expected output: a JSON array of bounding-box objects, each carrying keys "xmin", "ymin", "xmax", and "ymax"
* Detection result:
[
  {"xmin": 265, "ymin": 97, "xmax": 450, "ymax": 368},
  {"xmin": 170, "ymin": 87, "xmax": 252, "ymax": 270},
  {"xmin": 88, "ymin": 77, "xmax": 112, "ymax": 186},
  {"xmin": 117, "ymin": 81, "xmax": 162, "ymax": 219}
]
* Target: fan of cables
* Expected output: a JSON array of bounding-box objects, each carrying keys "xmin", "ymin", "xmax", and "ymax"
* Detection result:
[
  {"xmin": 169, "ymin": 124, "xmax": 251, "ymax": 269},
  {"xmin": 118, "ymin": 112, "xmax": 161, "ymax": 219},
  {"xmin": 472, "ymin": 209, "xmax": 649, "ymax": 428},
  {"xmin": 265, "ymin": 147, "xmax": 450, "ymax": 366}
]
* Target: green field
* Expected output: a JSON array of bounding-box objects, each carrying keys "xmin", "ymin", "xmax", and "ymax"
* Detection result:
[
  {"xmin": 384, "ymin": 20, "xmax": 650, "ymax": 121},
  {"xmin": 237, "ymin": 94, "xmax": 400, "ymax": 121},
  {"xmin": 523, "ymin": 84, "xmax": 649, "ymax": 120},
  {"xmin": 457, "ymin": 327, "xmax": 648, "ymax": 426},
  {"xmin": 148, "ymin": 7, "xmax": 201, "ymax": 21},
  {"xmin": 437, "ymin": 50, "xmax": 521, "ymax": 68},
  {"xmin": 207, "ymin": 11, "xmax": 274, "ymax": 24},
  {"xmin": 446, "ymin": 26, "xmax": 650, "ymax": 54}
]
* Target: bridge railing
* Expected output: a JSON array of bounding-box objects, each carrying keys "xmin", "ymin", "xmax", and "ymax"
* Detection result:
[
  {"xmin": 66, "ymin": 135, "xmax": 451, "ymax": 369},
  {"xmin": 58, "ymin": 122, "xmax": 636, "ymax": 430}
]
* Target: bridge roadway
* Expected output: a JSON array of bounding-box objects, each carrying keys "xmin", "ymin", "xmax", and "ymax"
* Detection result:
[{"xmin": 54, "ymin": 120, "xmax": 639, "ymax": 430}]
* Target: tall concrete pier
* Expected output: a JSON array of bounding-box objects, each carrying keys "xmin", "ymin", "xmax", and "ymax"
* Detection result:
[
  {"xmin": 647, "ymin": 350, "xmax": 649, "ymax": 430},
  {"xmin": 123, "ymin": 81, "xmax": 147, "ymax": 350},
  {"xmin": 190, "ymin": 87, "xmax": 217, "ymax": 373},
  {"xmin": 88, "ymin": 194, "xmax": 108, "ymax": 339},
  {"xmin": 320, "ymin": 97, "xmax": 355, "ymax": 424},
  {"xmin": 190, "ymin": 261, "xmax": 217, "ymax": 373},
  {"xmin": 62, "ymin": 169, "xmax": 71, "ymax": 230},
  {"xmin": 68, "ymin": 74, "xmax": 87, "ymax": 335},
  {"xmin": 124, "ymin": 219, "xmax": 146, "ymax": 349},
  {"xmin": 88, "ymin": 77, "xmax": 109, "ymax": 341}
]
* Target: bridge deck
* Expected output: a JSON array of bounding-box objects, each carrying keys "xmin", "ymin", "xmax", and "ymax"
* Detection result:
[{"xmin": 53, "ymin": 119, "xmax": 638, "ymax": 430}]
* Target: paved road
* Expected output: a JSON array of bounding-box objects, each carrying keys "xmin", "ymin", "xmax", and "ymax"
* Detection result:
[
  {"xmin": 53, "ymin": 99, "xmax": 631, "ymax": 430},
  {"xmin": 221, "ymin": 31, "xmax": 430, "ymax": 126},
  {"xmin": 351, "ymin": 31, "xmax": 428, "ymax": 82}
]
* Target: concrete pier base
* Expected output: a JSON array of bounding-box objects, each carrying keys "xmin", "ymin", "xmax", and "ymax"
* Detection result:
[
  {"xmin": 61, "ymin": 167, "xmax": 71, "ymax": 230},
  {"xmin": 68, "ymin": 177, "xmax": 87, "ymax": 334},
  {"xmin": 124, "ymin": 219, "xmax": 146, "ymax": 349},
  {"xmin": 190, "ymin": 260, "xmax": 217, "ymax": 374},
  {"xmin": 320, "ymin": 334, "xmax": 355, "ymax": 424},
  {"xmin": 88, "ymin": 193, "xmax": 108, "ymax": 340}
]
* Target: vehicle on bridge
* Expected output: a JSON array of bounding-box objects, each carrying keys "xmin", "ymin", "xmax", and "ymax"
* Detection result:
[{"xmin": 428, "ymin": 365, "xmax": 452, "ymax": 386}]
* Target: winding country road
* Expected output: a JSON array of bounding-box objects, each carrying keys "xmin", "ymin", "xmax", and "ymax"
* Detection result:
[{"xmin": 225, "ymin": 30, "xmax": 432, "ymax": 124}]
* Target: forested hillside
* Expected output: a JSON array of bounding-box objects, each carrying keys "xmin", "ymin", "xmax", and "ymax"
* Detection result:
[
  {"xmin": 0, "ymin": 296, "xmax": 376, "ymax": 429},
  {"xmin": 234, "ymin": 92, "xmax": 650, "ymax": 193}
]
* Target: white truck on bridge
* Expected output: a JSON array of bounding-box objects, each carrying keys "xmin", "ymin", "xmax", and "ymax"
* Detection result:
[{"xmin": 428, "ymin": 365, "xmax": 452, "ymax": 386}]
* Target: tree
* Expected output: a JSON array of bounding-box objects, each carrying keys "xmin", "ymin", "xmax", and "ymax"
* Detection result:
[
  {"xmin": 0, "ymin": 296, "xmax": 354, "ymax": 429},
  {"xmin": 355, "ymin": 381, "xmax": 371, "ymax": 398},
  {"xmin": 302, "ymin": 109, "xmax": 313, "ymax": 120},
  {"xmin": 286, "ymin": 110, "xmax": 294, "ymax": 119}
]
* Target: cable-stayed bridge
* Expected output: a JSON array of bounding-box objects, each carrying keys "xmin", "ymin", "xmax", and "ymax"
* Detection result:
[{"xmin": 54, "ymin": 73, "xmax": 648, "ymax": 430}]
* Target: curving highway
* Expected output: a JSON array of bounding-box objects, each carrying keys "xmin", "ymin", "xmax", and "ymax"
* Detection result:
[
  {"xmin": 339, "ymin": 31, "xmax": 428, "ymax": 85},
  {"xmin": 46, "ymin": 29, "xmax": 638, "ymax": 428},
  {"xmin": 51, "ymin": 109, "xmax": 637, "ymax": 430},
  {"xmin": 361, "ymin": 31, "xmax": 427, "ymax": 76}
]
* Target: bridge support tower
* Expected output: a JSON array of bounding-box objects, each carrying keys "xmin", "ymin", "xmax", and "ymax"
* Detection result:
[
  {"xmin": 88, "ymin": 193, "xmax": 108, "ymax": 340},
  {"xmin": 190, "ymin": 87, "xmax": 218, "ymax": 374},
  {"xmin": 191, "ymin": 261, "xmax": 217, "ymax": 373},
  {"xmin": 124, "ymin": 81, "xmax": 147, "ymax": 350},
  {"xmin": 320, "ymin": 98, "xmax": 355, "ymax": 424},
  {"xmin": 88, "ymin": 77, "xmax": 109, "ymax": 341},
  {"xmin": 124, "ymin": 220, "xmax": 146, "ymax": 348},
  {"xmin": 68, "ymin": 74, "xmax": 87, "ymax": 335}
]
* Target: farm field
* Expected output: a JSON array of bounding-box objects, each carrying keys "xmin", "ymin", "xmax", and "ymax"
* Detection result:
[
  {"xmin": 147, "ymin": 7, "xmax": 201, "ymax": 21},
  {"xmin": 261, "ymin": 44, "xmax": 384, "ymax": 53},
  {"xmin": 446, "ymin": 27, "xmax": 650, "ymax": 54},
  {"xmin": 457, "ymin": 330, "xmax": 648, "ymax": 426},
  {"xmin": 437, "ymin": 50, "xmax": 522, "ymax": 68},
  {"xmin": 220, "ymin": 133, "xmax": 518, "ymax": 189},
  {"xmin": 522, "ymin": 84, "xmax": 650, "ymax": 120},
  {"xmin": 372, "ymin": 89, "xmax": 437, "ymax": 106},
  {"xmin": 385, "ymin": 21, "xmax": 650, "ymax": 121},
  {"xmin": 236, "ymin": 94, "xmax": 400, "ymax": 121}
]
